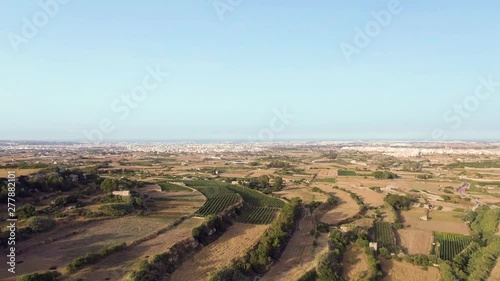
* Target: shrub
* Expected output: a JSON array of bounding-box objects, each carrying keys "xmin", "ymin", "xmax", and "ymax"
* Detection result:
[
  {"xmin": 311, "ymin": 187, "xmax": 321, "ymax": 193},
  {"xmin": 327, "ymin": 197, "xmax": 337, "ymax": 205},
  {"xmin": 25, "ymin": 216, "xmax": 56, "ymax": 233},
  {"xmin": 17, "ymin": 271, "xmax": 61, "ymax": 281},
  {"xmin": 373, "ymin": 171, "xmax": 398, "ymax": 180},
  {"xmin": 98, "ymin": 203, "xmax": 133, "ymax": 217},
  {"xmin": 17, "ymin": 204, "xmax": 36, "ymax": 219},
  {"xmin": 66, "ymin": 242, "xmax": 127, "ymax": 272},
  {"xmin": 316, "ymin": 222, "xmax": 329, "ymax": 233}
]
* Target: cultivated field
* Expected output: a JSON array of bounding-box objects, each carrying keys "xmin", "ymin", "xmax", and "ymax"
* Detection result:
[
  {"xmin": 0, "ymin": 168, "xmax": 41, "ymax": 177},
  {"xmin": 400, "ymin": 209, "xmax": 470, "ymax": 235},
  {"xmin": 13, "ymin": 216, "xmax": 177, "ymax": 277},
  {"xmin": 274, "ymin": 186, "xmax": 329, "ymax": 203},
  {"xmin": 260, "ymin": 213, "xmax": 327, "ymax": 281},
  {"xmin": 316, "ymin": 185, "xmax": 360, "ymax": 225},
  {"xmin": 70, "ymin": 217, "xmax": 204, "ymax": 281},
  {"xmin": 342, "ymin": 186, "xmax": 385, "ymax": 207},
  {"xmin": 380, "ymin": 258, "xmax": 440, "ymax": 281},
  {"xmin": 170, "ymin": 223, "xmax": 269, "ymax": 281},
  {"xmin": 396, "ymin": 229, "xmax": 433, "ymax": 255}
]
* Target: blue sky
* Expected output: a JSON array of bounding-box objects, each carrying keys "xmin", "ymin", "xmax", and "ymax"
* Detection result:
[{"xmin": 1, "ymin": 1, "xmax": 499, "ymax": 142}]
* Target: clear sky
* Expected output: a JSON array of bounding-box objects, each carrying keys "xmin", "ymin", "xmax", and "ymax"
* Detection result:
[{"xmin": 1, "ymin": 1, "xmax": 499, "ymax": 142}]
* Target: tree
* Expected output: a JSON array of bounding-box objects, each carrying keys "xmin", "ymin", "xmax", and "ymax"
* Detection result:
[
  {"xmin": 273, "ymin": 177, "xmax": 283, "ymax": 191},
  {"xmin": 25, "ymin": 216, "xmax": 56, "ymax": 233},
  {"xmin": 100, "ymin": 178, "xmax": 118, "ymax": 193},
  {"xmin": 18, "ymin": 204, "xmax": 36, "ymax": 219}
]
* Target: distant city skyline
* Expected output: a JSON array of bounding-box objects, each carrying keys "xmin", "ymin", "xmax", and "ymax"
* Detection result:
[{"xmin": 1, "ymin": 1, "xmax": 499, "ymax": 141}]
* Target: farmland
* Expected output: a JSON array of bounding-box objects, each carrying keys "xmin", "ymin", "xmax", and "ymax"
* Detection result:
[
  {"xmin": 170, "ymin": 223, "xmax": 269, "ymax": 281},
  {"xmin": 380, "ymin": 258, "xmax": 440, "ymax": 281},
  {"xmin": 196, "ymin": 194, "xmax": 240, "ymax": 216},
  {"xmin": 226, "ymin": 184, "xmax": 285, "ymax": 208},
  {"xmin": 236, "ymin": 206, "xmax": 280, "ymax": 224},
  {"xmin": 373, "ymin": 222, "xmax": 398, "ymax": 253},
  {"xmin": 434, "ymin": 232, "xmax": 474, "ymax": 260},
  {"xmin": 396, "ymin": 229, "xmax": 433, "ymax": 255},
  {"xmin": 2, "ymin": 141, "xmax": 500, "ymax": 281}
]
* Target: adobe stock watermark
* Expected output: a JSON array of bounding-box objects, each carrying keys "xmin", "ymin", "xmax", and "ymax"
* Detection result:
[
  {"xmin": 211, "ymin": 0, "xmax": 244, "ymax": 21},
  {"xmin": 7, "ymin": 0, "xmax": 70, "ymax": 54},
  {"xmin": 82, "ymin": 65, "xmax": 169, "ymax": 143},
  {"xmin": 432, "ymin": 75, "xmax": 499, "ymax": 141},
  {"xmin": 248, "ymin": 107, "xmax": 294, "ymax": 142},
  {"xmin": 339, "ymin": 0, "xmax": 403, "ymax": 63}
]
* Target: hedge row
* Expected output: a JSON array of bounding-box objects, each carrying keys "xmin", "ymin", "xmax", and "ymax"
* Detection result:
[{"xmin": 66, "ymin": 242, "xmax": 127, "ymax": 272}]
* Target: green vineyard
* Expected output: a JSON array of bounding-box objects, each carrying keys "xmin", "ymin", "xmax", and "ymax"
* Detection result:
[
  {"xmin": 186, "ymin": 180, "xmax": 284, "ymax": 224},
  {"xmin": 184, "ymin": 180, "xmax": 234, "ymax": 198},
  {"xmin": 186, "ymin": 180, "xmax": 241, "ymax": 216},
  {"xmin": 434, "ymin": 232, "xmax": 473, "ymax": 260},
  {"xmin": 373, "ymin": 222, "xmax": 398, "ymax": 252},
  {"xmin": 226, "ymin": 185, "xmax": 285, "ymax": 208},
  {"xmin": 196, "ymin": 194, "xmax": 241, "ymax": 216},
  {"xmin": 236, "ymin": 207, "xmax": 280, "ymax": 224}
]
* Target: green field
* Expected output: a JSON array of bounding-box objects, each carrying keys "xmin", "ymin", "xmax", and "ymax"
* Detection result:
[
  {"xmin": 185, "ymin": 180, "xmax": 240, "ymax": 216},
  {"xmin": 227, "ymin": 184, "xmax": 284, "ymax": 224},
  {"xmin": 337, "ymin": 170, "xmax": 357, "ymax": 176},
  {"xmin": 226, "ymin": 185, "xmax": 285, "ymax": 208},
  {"xmin": 373, "ymin": 222, "xmax": 398, "ymax": 252},
  {"xmin": 196, "ymin": 194, "xmax": 240, "ymax": 216},
  {"xmin": 236, "ymin": 207, "xmax": 280, "ymax": 224},
  {"xmin": 434, "ymin": 232, "xmax": 473, "ymax": 260},
  {"xmin": 184, "ymin": 180, "xmax": 234, "ymax": 198},
  {"xmin": 157, "ymin": 181, "xmax": 191, "ymax": 192},
  {"xmin": 185, "ymin": 180, "xmax": 283, "ymax": 223},
  {"xmin": 446, "ymin": 161, "xmax": 500, "ymax": 169}
]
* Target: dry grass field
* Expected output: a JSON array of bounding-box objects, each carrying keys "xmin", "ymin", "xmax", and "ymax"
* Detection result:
[
  {"xmin": 341, "ymin": 246, "xmax": 370, "ymax": 281},
  {"xmin": 400, "ymin": 209, "xmax": 469, "ymax": 235},
  {"xmin": 341, "ymin": 186, "xmax": 385, "ymax": 207},
  {"xmin": 0, "ymin": 168, "xmax": 41, "ymax": 177},
  {"xmin": 396, "ymin": 229, "xmax": 434, "ymax": 255},
  {"xmin": 315, "ymin": 168, "xmax": 338, "ymax": 178},
  {"xmin": 170, "ymin": 223, "xmax": 269, "ymax": 281},
  {"xmin": 315, "ymin": 184, "xmax": 360, "ymax": 225},
  {"xmin": 12, "ymin": 216, "xmax": 178, "ymax": 277},
  {"xmin": 70, "ymin": 217, "xmax": 204, "ymax": 281},
  {"xmin": 380, "ymin": 258, "xmax": 440, "ymax": 281},
  {"xmin": 261, "ymin": 214, "xmax": 328, "ymax": 281},
  {"xmin": 274, "ymin": 186, "xmax": 329, "ymax": 203}
]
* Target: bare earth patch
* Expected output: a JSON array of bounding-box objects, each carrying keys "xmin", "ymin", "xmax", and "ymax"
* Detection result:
[
  {"xmin": 488, "ymin": 257, "xmax": 500, "ymax": 281},
  {"xmin": 380, "ymin": 258, "xmax": 440, "ymax": 281},
  {"xmin": 170, "ymin": 223, "xmax": 269, "ymax": 281},
  {"xmin": 397, "ymin": 229, "xmax": 433, "ymax": 255}
]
